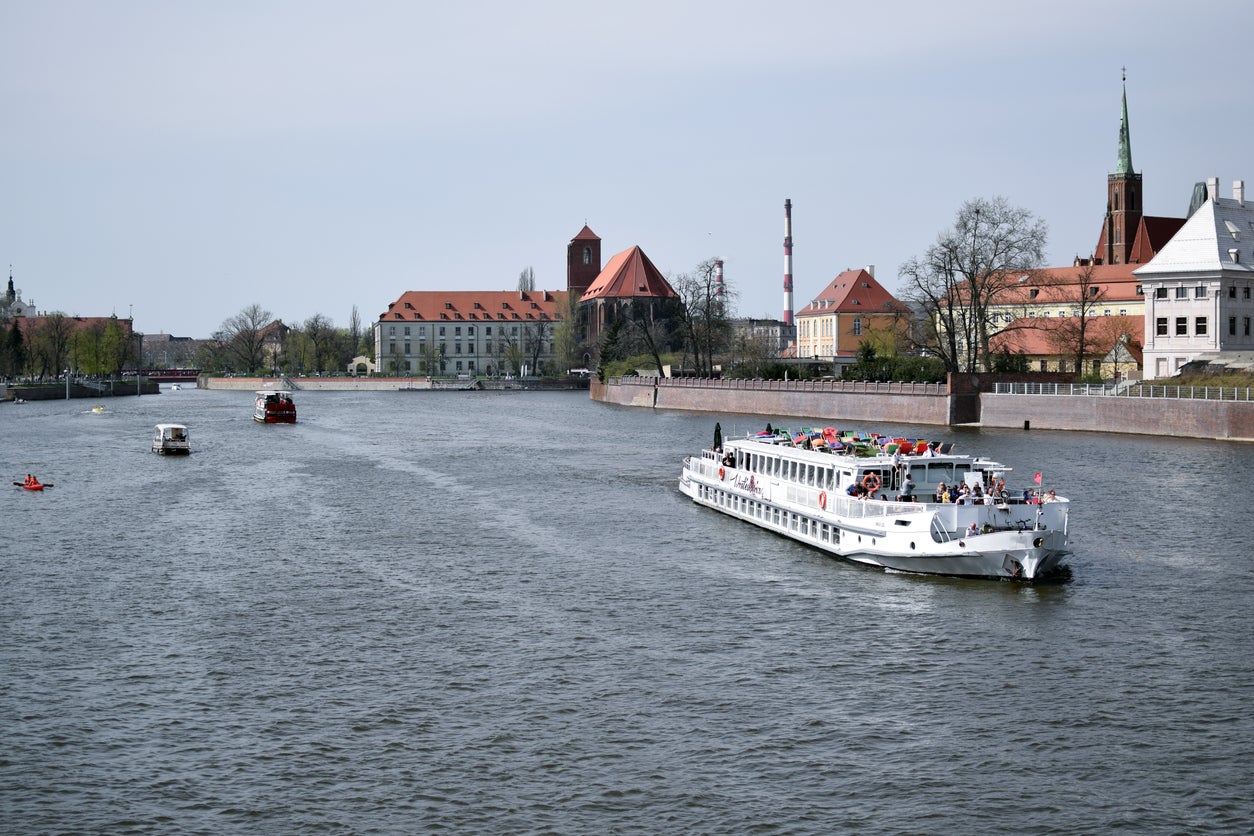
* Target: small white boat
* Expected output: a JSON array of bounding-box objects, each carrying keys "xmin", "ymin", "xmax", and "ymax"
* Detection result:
[
  {"xmin": 91, "ymin": 404, "xmax": 106, "ymax": 414},
  {"xmin": 679, "ymin": 427, "xmax": 1071, "ymax": 581},
  {"xmin": 152, "ymin": 423, "xmax": 191, "ymax": 455},
  {"xmin": 170, "ymin": 383, "xmax": 181, "ymax": 391}
]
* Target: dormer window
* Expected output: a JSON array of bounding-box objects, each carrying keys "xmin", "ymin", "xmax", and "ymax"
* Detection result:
[
  {"xmin": 404, "ymin": 302, "xmax": 413, "ymax": 309},
  {"xmin": 445, "ymin": 302, "xmax": 453, "ymax": 309}
]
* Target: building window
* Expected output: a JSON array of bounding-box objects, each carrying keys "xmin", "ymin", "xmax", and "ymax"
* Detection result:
[
  {"xmin": 403, "ymin": 343, "xmax": 411, "ymax": 355},
  {"xmin": 852, "ymin": 317, "xmax": 862, "ymax": 336},
  {"xmin": 1195, "ymin": 286, "xmax": 1208, "ymax": 299},
  {"xmin": 439, "ymin": 327, "xmax": 446, "ymax": 337},
  {"xmin": 1230, "ymin": 286, "xmax": 1238, "ymax": 299},
  {"xmin": 455, "ymin": 326, "xmax": 461, "ymax": 336},
  {"xmin": 1196, "ymin": 317, "xmax": 1207, "ymax": 335},
  {"xmin": 1176, "ymin": 317, "xmax": 1188, "ymax": 336},
  {"xmin": 1030, "ymin": 289, "xmax": 1040, "ymax": 299},
  {"xmin": 486, "ymin": 326, "xmax": 493, "ymax": 336},
  {"xmin": 1175, "ymin": 287, "xmax": 1187, "ymax": 299},
  {"xmin": 583, "ymin": 246, "xmax": 591, "ymax": 265},
  {"xmin": 1156, "ymin": 317, "xmax": 1168, "ymax": 336},
  {"xmin": 455, "ymin": 343, "xmax": 462, "ymax": 354},
  {"xmin": 1230, "ymin": 317, "xmax": 1237, "ymax": 336},
  {"xmin": 388, "ymin": 326, "xmax": 396, "ymax": 336},
  {"xmin": 403, "ymin": 326, "xmax": 410, "ymax": 336},
  {"xmin": 1245, "ymin": 317, "xmax": 1251, "ymax": 336},
  {"xmin": 1155, "ymin": 287, "xmax": 1168, "ymax": 299}
]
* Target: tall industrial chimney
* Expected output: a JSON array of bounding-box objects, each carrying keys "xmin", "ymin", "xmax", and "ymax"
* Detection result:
[
  {"xmin": 783, "ymin": 199, "xmax": 794, "ymax": 325},
  {"xmin": 715, "ymin": 260, "xmax": 724, "ymax": 298}
]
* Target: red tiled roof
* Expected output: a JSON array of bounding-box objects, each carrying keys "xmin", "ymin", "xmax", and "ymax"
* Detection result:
[
  {"xmin": 992, "ymin": 264, "xmax": 1144, "ymax": 305},
  {"xmin": 381, "ymin": 290, "xmax": 567, "ymax": 322},
  {"xmin": 581, "ymin": 246, "xmax": 677, "ymax": 301},
  {"xmin": 570, "ymin": 225, "xmax": 600, "ymax": 242},
  {"xmin": 1128, "ymin": 216, "xmax": 1186, "ymax": 264},
  {"xmin": 990, "ymin": 314, "xmax": 1143, "ymax": 356},
  {"xmin": 796, "ymin": 269, "xmax": 907, "ymax": 317}
]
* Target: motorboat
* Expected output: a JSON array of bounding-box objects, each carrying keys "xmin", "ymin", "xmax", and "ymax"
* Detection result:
[
  {"xmin": 152, "ymin": 423, "xmax": 191, "ymax": 455},
  {"xmin": 254, "ymin": 390, "xmax": 296, "ymax": 424}
]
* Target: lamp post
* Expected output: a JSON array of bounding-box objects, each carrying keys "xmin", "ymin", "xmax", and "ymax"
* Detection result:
[{"xmin": 65, "ymin": 368, "xmax": 70, "ymax": 400}]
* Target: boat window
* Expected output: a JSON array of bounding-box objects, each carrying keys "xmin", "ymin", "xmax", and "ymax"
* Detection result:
[
  {"xmin": 925, "ymin": 463, "xmax": 954, "ymax": 483},
  {"xmin": 806, "ymin": 464, "xmax": 815, "ymax": 486}
]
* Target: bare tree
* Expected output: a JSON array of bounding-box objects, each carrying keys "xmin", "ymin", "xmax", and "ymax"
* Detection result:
[
  {"xmin": 215, "ymin": 304, "xmax": 272, "ymax": 373},
  {"xmin": 1042, "ymin": 263, "xmax": 1109, "ymax": 376},
  {"xmin": 26, "ymin": 313, "xmax": 74, "ymax": 378},
  {"xmin": 901, "ymin": 197, "xmax": 1047, "ymax": 372},
  {"xmin": 673, "ymin": 258, "xmax": 736, "ymax": 376},
  {"xmin": 517, "ymin": 266, "xmax": 535, "ymax": 292},
  {"xmin": 523, "ymin": 319, "xmax": 553, "ymax": 376}
]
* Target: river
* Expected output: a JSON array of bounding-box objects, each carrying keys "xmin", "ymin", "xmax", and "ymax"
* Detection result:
[{"xmin": 3, "ymin": 388, "xmax": 1252, "ymax": 834}]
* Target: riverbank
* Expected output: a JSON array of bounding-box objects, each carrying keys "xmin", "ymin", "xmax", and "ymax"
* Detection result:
[
  {"xmin": 197, "ymin": 375, "xmax": 589, "ymax": 392},
  {"xmin": 592, "ymin": 375, "xmax": 1254, "ymax": 442}
]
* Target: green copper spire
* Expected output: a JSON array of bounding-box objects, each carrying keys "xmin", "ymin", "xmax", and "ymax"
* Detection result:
[{"xmin": 1114, "ymin": 68, "xmax": 1134, "ymax": 176}]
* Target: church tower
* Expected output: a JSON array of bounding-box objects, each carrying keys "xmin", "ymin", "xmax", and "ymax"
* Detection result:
[
  {"xmin": 1097, "ymin": 72, "xmax": 1142, "ymax": 265},
  {"xmin": 566, "ymin": 225, "xmax": 602, "ymax": 299}
]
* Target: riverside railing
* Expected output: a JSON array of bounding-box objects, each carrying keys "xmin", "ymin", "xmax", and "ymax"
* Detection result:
[
  {"xmin": 992, "ymin": 381, "xmax": 1254, "ymax": 401},
  {"xmin": 613, "ymin": 376, "xmax": 947, "ymax": 396}
]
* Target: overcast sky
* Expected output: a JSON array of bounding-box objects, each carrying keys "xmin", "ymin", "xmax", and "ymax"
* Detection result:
[{"xmin": 3, "ymin": 1, "xmax": 1251, "ymax": 339}]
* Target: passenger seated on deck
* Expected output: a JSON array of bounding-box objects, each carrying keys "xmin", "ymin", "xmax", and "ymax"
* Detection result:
[
  {"xmin": 966, "ymin": 522, "xmax": 979, "ymax": 537},
  {"xmin": 934, "ymin": 482, "xmax": 947, "ymax": 503},
  {"xmin": 722, "ymin": 451, "xmax": 735, "ymax": 468}
]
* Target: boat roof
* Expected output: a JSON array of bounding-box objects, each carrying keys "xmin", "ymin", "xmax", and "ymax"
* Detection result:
[
  {"xmin": 154, "ymin": 423, "xmax": 188, "ymax": 430},
  {"xmin": 727, "ymin": 435, "xmax": 1008, "ymax": 472},
  {"xmin": 256, "ymin": 390, "xmax": 292, "ymax": 395}
]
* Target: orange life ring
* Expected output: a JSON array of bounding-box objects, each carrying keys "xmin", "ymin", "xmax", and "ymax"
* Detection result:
[
  {"xmin": 862, "ymin": 473, "xmax": 881, "ymax": 492},
  {"xmin": 718, "ymin": 467, "xmax": 725, "ymax": 480},
  {"xmin": 818, "ymin": 491, "xmax": 827, "ymax": 510}
]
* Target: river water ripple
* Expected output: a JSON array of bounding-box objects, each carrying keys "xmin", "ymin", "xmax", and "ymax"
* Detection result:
[{"xmin": 3, "ymin": 389, "xmax": 1253, "ymax": 834}]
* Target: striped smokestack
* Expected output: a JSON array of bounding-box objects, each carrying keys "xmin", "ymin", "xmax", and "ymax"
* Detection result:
[
  {"xmin": 715, "ymin": 260, "xmax": 724, "ymax": 297},
  {"xmin": 783, "ymin": 199, "xmax": 794, "ymax": 325}
]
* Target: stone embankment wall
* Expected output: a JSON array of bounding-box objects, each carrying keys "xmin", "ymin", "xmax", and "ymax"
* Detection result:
[
  {"xmin": 593, "ymin": 378, "xmax": 951, "ymax": 425},
  {"xmin": 979, "ymin": 393, "xmax": 1254, "ymax": 440},
  {"xmin": 592, "ymin": 377, "xmax": 1254, "ymax": 442}
]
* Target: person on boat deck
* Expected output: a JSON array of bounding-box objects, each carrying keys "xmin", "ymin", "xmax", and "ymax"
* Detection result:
[
  {"xmin": 1043, "ymin": 489, "xmax": 1057, "ymax": 502},
  {"xmin": 898, "ymin": 473, "xmax": 915, "ymax": 502},
  {"xmin": 846, "ymin": 482, "xmax": 861, "ymax": 498},
  {"xmin": 966, "ymin": 522, "xmax": 980, "ymax": 537},
  {"xmin": 722, "ymin": 450, "xmax": 735, "ymax": 468},
  {"xmin": 934, "ymin": 482, "xmax": 947, "ymax": 503}
]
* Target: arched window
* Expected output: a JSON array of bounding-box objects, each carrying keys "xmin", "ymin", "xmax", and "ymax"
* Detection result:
[
  {"xmin": 853, "ymin": 317, "xmax": 862, "ymax": 336},
  {"xmin": 583, "ymin": 247, "xmax": 591, "ymax": 265}
]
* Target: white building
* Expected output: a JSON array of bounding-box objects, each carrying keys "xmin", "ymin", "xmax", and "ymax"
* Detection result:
[{"xmin": 1137, "ymin": 178, "xmax": 1254, "ymax": 379}]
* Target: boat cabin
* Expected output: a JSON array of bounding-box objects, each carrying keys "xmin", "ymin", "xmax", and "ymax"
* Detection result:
[{"xmin": 152, "ymin": 423, "xmax": 191, "ymax": 455}]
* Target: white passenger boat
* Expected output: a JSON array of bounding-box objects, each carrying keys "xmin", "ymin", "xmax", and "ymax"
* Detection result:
[
  {"xmin": 152, "ymin": 423, "xmax": 191, "ymax": 455},
  {"xmin": 679, "ymin": 428, "xmax": 1070, "ymax": 581}
]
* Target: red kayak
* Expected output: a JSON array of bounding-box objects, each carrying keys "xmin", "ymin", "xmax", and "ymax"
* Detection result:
[{"xmin": 13, "ymin": 481, "xmax": 49, "ymax": 491}]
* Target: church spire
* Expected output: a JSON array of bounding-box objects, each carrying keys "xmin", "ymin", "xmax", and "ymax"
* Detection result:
[{"xmin": 1114, "ymin": 67, "xmax": 1134, "ymax": 177}]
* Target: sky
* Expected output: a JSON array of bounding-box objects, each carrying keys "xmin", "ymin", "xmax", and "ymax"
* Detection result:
[{"xmin": 3, "ymin": 1, "xmax": 1252, "ymax": 339}]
